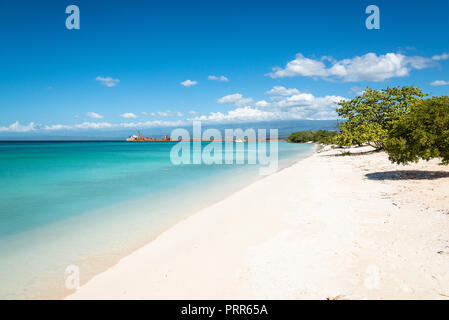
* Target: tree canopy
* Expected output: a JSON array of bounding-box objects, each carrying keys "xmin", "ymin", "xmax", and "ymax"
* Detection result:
[
  {"xmin": 287, "ymin": 130, "xmax": 337, "ymax": 144},
  {"xmin": 384, "ymin": 96, "xmax": 449, "ymax": 165},
  {"xmin": 336, "ymin": 86, "xmax": 426, "ymax": 149}
]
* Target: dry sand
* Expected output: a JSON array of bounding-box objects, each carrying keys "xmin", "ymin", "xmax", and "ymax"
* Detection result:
[{"xmin": 67, "ymin": 146, "xmax": 449, "ymax": 300}]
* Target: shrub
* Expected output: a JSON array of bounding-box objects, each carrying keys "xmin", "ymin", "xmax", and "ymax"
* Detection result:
[
  {"xmin": 336, "ymin": 86, "xmax": 426, "ymax": 149},
  {"xmin": 384, "ymin": 96, "xmax": 449, "ymax": 165},
  {"xmin": 287, "ymin": 130, "xmax": 338, "ymax": 144}
]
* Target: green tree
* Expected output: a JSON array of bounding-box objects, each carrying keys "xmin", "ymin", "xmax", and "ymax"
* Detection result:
[
  {"xmin": 287, "ymin": 130, "xmax": 337, "ymax": 144},
  {"xmin": 384, "ymin": 96, "xmax": 449, "ymax": 165},
  {"xmin": 336, "ymin": 86, "xmax": 426, "ymax": 149}
]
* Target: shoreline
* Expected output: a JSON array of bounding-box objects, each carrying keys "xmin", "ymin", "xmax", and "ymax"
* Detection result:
[
  {"xmin": 61, "ymin": 145, "xmax": 317, "ymax": 300},
  {"xmin": 67, "ymin": 146, "xmax": 449, "ymax": 300},
  {"xmin": 0, "ymin": 141, "xmax": 313, "ymax": 299}
]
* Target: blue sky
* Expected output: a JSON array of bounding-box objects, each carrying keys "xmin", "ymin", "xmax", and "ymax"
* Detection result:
[{"xmin": 0, "ymin": 0, "xmax": 448, "ymax": 136}]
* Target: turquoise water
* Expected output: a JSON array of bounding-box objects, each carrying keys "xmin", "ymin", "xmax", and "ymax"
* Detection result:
[{"xmin": 0, "ymin": 141, "xmax": 314, "ymax": 299}]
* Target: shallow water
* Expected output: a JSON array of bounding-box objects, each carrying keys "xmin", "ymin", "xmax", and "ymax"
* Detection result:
[{"xmin": 0, "ymin": 141, "xmax": 314, "ymax": 299}]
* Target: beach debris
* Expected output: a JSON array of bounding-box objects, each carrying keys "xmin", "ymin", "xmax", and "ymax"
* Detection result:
[{"xmin": 326, "ymin": 294, "xmax": 345, "ymax": 300}]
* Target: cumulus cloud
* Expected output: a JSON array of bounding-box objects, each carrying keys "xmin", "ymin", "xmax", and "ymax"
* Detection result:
[
  {"xmin": 217, "ymin": 93, "xmax": 253, "ymax": 107},
  {"xmin": 120, "ymin": 113, "xmax": 137, "ymax": 119},
  {"xmin": 0, "ymin": 120, "xmax": 191, "ymax": 133},
  {"xmin": 253, "ymin": 90, "xmax": 346, "ymax": 120},
  {"xmin": 0, "ymin": 85, "xmax": 345, "ymax": 133},
  {"xmin": 86, "ymin": 112, "xmax": 104, "ymax": 119},
  {"xmin": 180, "ymin": 79, "xmax": 198, "ymax": 87},
  {"xmin": 267, "ymin": 52, "xmax": 446, "ymax": 82},
  {"xmin": 194, "ymin": 107, "xmax": 276, "ymax": 123},
  {"xmin": 196, "ymin": 86, "xmax": 346, "ymax": 122},
  {"xmin": 266, "ymin": 86, "xmax": 299, "ymax": 96},
  {"xmin": 1, "ymin": 86, "xmax": 344, "ymax": 133},
  {"xmin": 208, "ymin": 75, "xmax": 229, "ymax": 82},
  {"xmin": 430, "ymin": 80, "xmax": 449, "ymax": 86},
  {"xmin": 95, "ymin": 76, "xmax": 120, "ymax": 87}
]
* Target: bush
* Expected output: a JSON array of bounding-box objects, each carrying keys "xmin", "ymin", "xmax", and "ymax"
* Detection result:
[
  {"xmin": 287, "ymin": 130, "xmax": 338, "ymax": 144},
  {"xmin": 336, "ymin": 86, "xmax": 426, "ymax": 149},
  {"xmin": 384, "ymin": 96, "xmax": 449, "ymax": 165}
]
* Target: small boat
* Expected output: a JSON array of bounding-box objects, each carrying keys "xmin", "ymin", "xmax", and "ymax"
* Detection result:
[{"xmin": 126, "ymin": 135, "xmax": 139, "ymax": 141}]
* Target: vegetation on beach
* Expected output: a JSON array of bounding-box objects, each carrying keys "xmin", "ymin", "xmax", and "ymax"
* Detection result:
[
  {"xmin": 288, "ymin": 85, "xmax": 449, "ymax": 166},
  {"xmin": 287, "ymin": 130, "xmax": 338, "ymax": 144},
  {"xmin": 385, "ymin": 96, "xmax": 449, "ymax": 165},
  {"xmin": 335, "ymin": 86, "xmax": 426, "ymax": 149}
]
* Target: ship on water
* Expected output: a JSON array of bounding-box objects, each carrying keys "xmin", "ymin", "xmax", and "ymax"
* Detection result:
[{"xmin": 126, "ymin": 131, "xmax": 170, "ymax": 142}]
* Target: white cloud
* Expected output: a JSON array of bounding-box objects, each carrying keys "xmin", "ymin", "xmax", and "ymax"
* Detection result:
[
  {"xmin": 116, "ymin": 120, "xmax": 187, "ymax": 128},
  {"xmin": 73, "ymin": 122, "xmax": 114, "ymax": 130},
  {"xmin": 196, "ymin": 88, "xmax": 346, "ymax": 122},
  {"xmin": 253, "ymin": 92, "xmax": 346, "ymax": 120},
  {"xmin": 430, "ymin": 80, "xmax": 449, "ymax": 86},
  {"xmin": 194, "ymin": 107, "xmax": 276, "ymax": 123},
  {"xmin": 120, "ymin": 113, "xmax": 137, "ymax": 119},
  {"xmin": 143, "ymin": 110, "xmax": 184, "ymax": 117},
  {"xmin": 269, "ymin": 54, "xmax": 327, "ymax": 78},
  {"xmin": 142, "ymin": 112, "xmax": 160, "ymax": 117},
  {"xmin": 208, "ymin": 75, "xmax": 229, "ymax": 82},
  {"xmin": 96, "ymin": 76, "xmax": 120, "ymax": 87},
  {"xmin": 0, "ymin": 121, "xmax": 36, "ymax": 132},
  {"xmin": 24, "ymin": 120, "xmax": 189, "ymax": 132},
  {"xmin": 255, "ymin": 100, "xmax": 270, "ymax": 107},
  {"xmin": 86, "ymin": 112, "xmax": 104, "ymax": 119},
  {"xmin": 0, "ymin": 86, "xmax": 345, "ymax": 134},
  {"xmin": 180, "ymin": 79, "xmax": 198, "ymax": 87},
  {"xmin": 217, "ymin": 93, "xmax": 253, "ymax": 107},
  {"xmin": 43, "ymin": 124, "xmax": 71, "ymax": 131},
  {"xmin": 0, "ymin": 119, "xmax": 194, "ymax": 133},
  {"xmin": 432, "ymin": 53, "xmax": 449, "ymax": 61},
  {"xmin": 266, "ymin": 86, "xmax": 299, "ymax": 96},
  {"xmin": 1, "ymin": 86, "xmax": 344, "ymax": 134},
  {"xmin": 267, "ymin": 52, "xmax": 444, "ymax": 82}
]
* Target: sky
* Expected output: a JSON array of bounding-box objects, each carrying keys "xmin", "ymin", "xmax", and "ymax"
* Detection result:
[{"xmin": 0, "ymin": 0, "xmax": 448, "ymax": 137}]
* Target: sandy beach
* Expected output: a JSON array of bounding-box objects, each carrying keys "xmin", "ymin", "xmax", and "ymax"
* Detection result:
[{"xmin": 67, "ymin": 146, "xmax": 449, "ymax": 300}]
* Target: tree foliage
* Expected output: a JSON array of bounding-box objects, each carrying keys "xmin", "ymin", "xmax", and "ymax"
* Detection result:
[
  {"xmin": 384, "ymin": 96, "xmax": 449, "ymax": 165},
  {"xmin": 336, "ymin": 86, "xmax": 426, "ymax": 149},
  {"xmin": 287, "ymin": 130, "xmax": 338, "ymax": 144}
]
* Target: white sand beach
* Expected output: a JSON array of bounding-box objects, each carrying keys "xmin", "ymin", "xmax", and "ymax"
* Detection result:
[{"xmin": 67, "ymin": 146, "xmax": 449, "ymax": 300}]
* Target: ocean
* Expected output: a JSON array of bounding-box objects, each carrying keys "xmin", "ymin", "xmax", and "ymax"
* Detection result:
[{"xmin": 0, "ymin": 140, "xmax": 314, "ymax": 299}]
